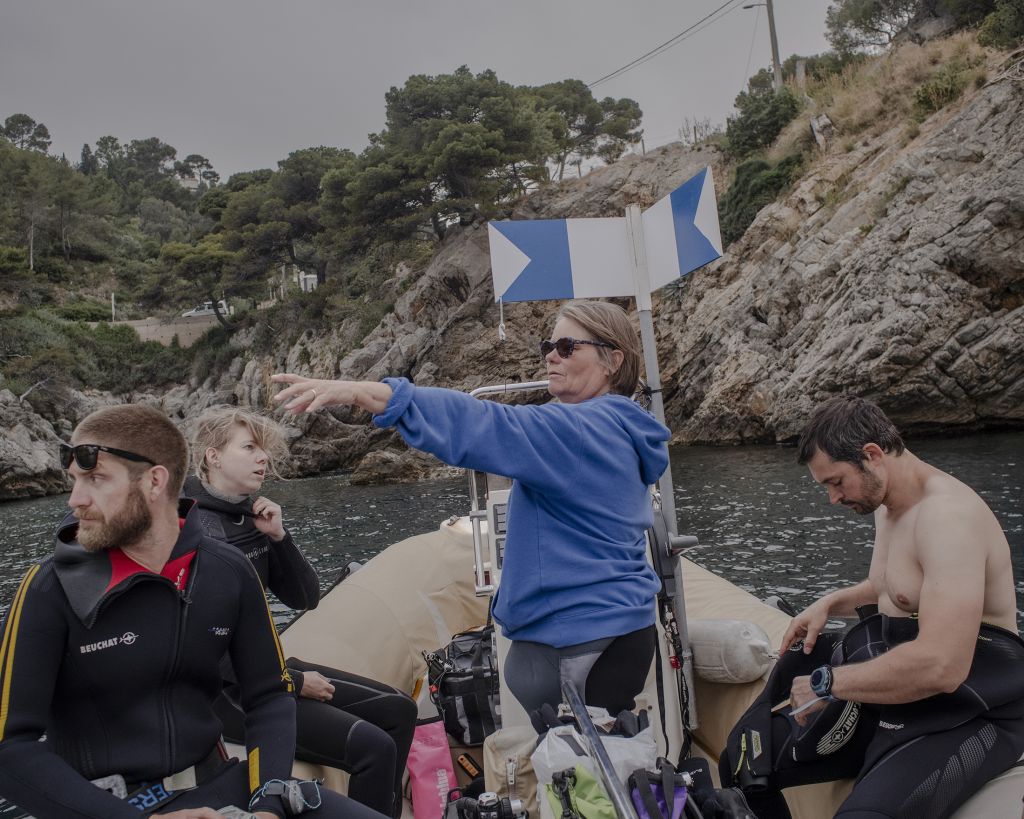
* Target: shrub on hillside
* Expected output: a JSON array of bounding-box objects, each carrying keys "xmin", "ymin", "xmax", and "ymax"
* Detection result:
[
  {"xmin": 942, "ymin": 0, "xmax": 998, "ymax": 26},
  {"xmin": 725, "ymin": 88, "xmax": 802, "ymax": 159},
  {"xmin": 718, "ymin": 155, "xmax": 804, "ymax": 246},
  {"xmin": 978, "ymin": 0, "xmax": 1024, "ymax": 47},
  {"xmin": 57, "ymin": 301, "xmax": 112, "ymax": 322},
  {"xmin": 913, "ymin": 60, "xmax": 969, "ymax": 116},
  {"xmin": 0, "ymin": 309, "xmax": 189, "ymax": 396}
]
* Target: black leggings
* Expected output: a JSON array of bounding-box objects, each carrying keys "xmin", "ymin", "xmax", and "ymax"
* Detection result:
[
  {"xmin": 217, "ymin": 658, "xmax": 417, "ymax": 817},
  {"xmin": 141, "ymin": 758, "xmax": 386, "ymax": 818},
  {"xmin": 503, "ymin": 625, "xmax": 657, "ymax": 715}
]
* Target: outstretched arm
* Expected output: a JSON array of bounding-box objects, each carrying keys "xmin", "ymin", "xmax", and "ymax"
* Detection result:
[
  {"xmin": 271, "ymin": 374, "xmax": 392, "ymax": 416},
  {"xmin": 272, "ymin": 374, "xmax": 593, "ymax": 491}
]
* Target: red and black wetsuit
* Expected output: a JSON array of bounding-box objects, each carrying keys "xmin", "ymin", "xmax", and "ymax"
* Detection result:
[{"xmin": 0, "ymin": 500, "xmax": 381, "ymax": 819}]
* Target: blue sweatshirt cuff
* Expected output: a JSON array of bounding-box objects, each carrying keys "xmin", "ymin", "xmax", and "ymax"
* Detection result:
[{"xmin": 372, "ymin": 377, "xmax": 413, "ymax": 428}]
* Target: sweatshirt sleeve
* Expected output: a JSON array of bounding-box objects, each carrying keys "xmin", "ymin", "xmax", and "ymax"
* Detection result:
[
  {"xmin": 373, "ymin": 377, "xmax": 584, "ymax": 490},
  {"xmin": 0, "ymin": 566, "xmax": 141, "ymax": 819},
  {"xmin": 227, "ymin": 557, "xmax": 298, "ymax": 818},
  {"xmin": 266, "ymin": 531, "xmax": 320, "ymax": 611}
]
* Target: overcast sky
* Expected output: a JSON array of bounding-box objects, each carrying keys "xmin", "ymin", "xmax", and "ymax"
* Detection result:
[{"xmin": 1, "ymin": 0, "xmax": 832, "ymax": 179}]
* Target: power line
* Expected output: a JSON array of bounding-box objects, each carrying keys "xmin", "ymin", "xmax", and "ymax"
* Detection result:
[
  {"xmin": 742, "ymin": 6, "xmax": 761, "ymax": 89},
  {"xmin": 588, "ymin": 0, "xmax": 747, "ymax": 89}
]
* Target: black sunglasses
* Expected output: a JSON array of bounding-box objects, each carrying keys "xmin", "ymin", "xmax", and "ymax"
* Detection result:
[
  {"xmin": 59, "ymin": 443, "xmax": 156, "ymax": 471},
  {"xmin": 540, "ymin": 337, "xmax": 616, "ymax": 359}
]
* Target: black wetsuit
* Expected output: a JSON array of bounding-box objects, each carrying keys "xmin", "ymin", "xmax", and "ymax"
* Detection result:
[
  {"xmin": 184, "ymin": 477, "xmax": 417, "ymax": 818},
  {"xmin": 0, "ymin": 501, "xmax": 380, "ymax": 819},
  {"xmin": 721, "ymin": 610, "xmax": 1024, "ymax": 819}
]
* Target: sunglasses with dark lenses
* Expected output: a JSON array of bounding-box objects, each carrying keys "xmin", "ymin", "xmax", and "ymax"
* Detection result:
[
  {"xmin": 539, "ymin": 337, "xmax": 616, "ymax": 359},
  {"xmin": 59, "ymin": 443, "xmax": 156, "ymax": 471}
]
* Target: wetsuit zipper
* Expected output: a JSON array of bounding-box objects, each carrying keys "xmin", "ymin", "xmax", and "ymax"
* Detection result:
[{"xmin": 163, "ymin": 555, "xmax": 199, "ymax": 777}]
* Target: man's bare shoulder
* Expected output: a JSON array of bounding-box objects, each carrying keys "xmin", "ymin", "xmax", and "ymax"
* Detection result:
[{"xmin": 919, "ymin": 467, "xmax": 995, "ymax": 520}]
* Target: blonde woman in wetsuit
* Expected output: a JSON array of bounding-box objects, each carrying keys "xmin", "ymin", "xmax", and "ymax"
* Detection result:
[{"xmin": 184, "ymin": 408, "xmax": 416, "ymax": 818}]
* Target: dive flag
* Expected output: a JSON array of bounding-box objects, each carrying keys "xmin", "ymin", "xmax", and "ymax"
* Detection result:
[
  {"xmin": 488, "ymin": 166, "xmax": 723, "ymax": 303},
  {"xmin": 643, "ymin": 166, "xmax": 723, "ymax": 292}
]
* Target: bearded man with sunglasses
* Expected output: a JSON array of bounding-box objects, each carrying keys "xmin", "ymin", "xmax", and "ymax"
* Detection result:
[
  {"xmin": 0, "ymin": 405, "xmax": 383, "ymax": 819},
  {"xmin": 271, "ymin": 300, "xmax": 671, "ymax": 719}
]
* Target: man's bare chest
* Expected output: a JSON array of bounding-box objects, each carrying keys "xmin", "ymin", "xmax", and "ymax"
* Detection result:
[{"xmin": 871, "ymin": 519, "xmax": 923, "ymax": 614}]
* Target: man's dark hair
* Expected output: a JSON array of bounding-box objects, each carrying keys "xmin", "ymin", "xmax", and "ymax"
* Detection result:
[
  {"xmin": 72, "ymin": 404, "xmax": 189, "ymax": 497},
  {"xmin": 797, "ymin": 396, "xmax": 906, "ymax": 466}
]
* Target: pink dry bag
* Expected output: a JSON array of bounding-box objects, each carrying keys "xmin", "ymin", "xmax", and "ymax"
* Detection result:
[{"xmin": 407, "ymin": 717, "xmax": 458, "ymax": 819}]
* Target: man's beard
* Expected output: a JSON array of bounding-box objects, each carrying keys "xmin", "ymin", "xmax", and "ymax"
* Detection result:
[
  {"xmin": 75, "ymin": 485, "xmax": 152, "ymax": 552},
  {"xmin": 842, "ymin": 468, "xmax": 885, "ymax": 515}
]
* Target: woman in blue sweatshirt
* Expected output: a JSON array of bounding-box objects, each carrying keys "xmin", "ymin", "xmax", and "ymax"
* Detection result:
[{"xmin": 273, "ymin": 301, "xmax": 670, "ymax": 715}]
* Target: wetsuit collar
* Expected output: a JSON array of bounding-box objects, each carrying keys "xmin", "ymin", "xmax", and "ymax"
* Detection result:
[
  {"xmin": 54, "ymin": 498, "xmax": 204, "ymax": 628},
  {"xmin": 183, "ymin": 475, "xmax": 254, "ymax": 517}
]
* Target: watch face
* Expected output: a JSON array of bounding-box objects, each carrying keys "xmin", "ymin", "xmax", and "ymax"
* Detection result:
[{"xmin": 811, "ymin": 666, "xmax": 831, "ymax": 695}]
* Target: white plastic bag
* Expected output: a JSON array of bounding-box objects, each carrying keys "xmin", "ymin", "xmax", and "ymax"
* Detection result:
[{"xmin": 531, "ymin": 725, "xmax": 657, "ymax": 819}]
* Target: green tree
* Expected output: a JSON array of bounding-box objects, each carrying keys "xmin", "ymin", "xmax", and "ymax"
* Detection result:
[
  {"xmin": 217, "ymin": 147, "xmax": 353, "ymax": 285},
  {"xmin": 2, "ymin": 114, "xmax": 52, "ymax": 152},
  {"xmin": 79, "ymin": 144, "xmax": 99, "ymax": 175},
  {"xmin": 978, "ymin": 0, "xmax": 1024, "ymax": 46},
  {"xmin": 940, "ymin": 0, "xmax": 998, "ymax": 26},
  {"xmin": 175, "ymin": 153, "xmax": 219, "ymax": 187},
  {"xmin": 161, "ymin": 238, "xmax": 239, "ymax": 327},
  {"xmin": 12, "ymin": 152, "xmax": 54, "ymax": 270},
  {"xmin": 725, "ymin": 87, "xmax": 801, "ymax": 159},
  {"xmin": 376, "ymin": 67, "xmax": 553, "ymax": 228},
  {"xmin": 50, "ymin": 160, "xmax": 89, "ymax": 262},
  {"xmin": 825, "ymin": 0, "xmax": 920, "ymax": 52},
  {"xmin": 534, "ymin": 80, "xmax": 642, "ymax": 179}
]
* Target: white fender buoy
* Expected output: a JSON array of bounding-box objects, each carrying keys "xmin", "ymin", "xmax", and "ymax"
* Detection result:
[{"xmin": 689, "ymin": 619, "xmax": 774, "ymax": 684}]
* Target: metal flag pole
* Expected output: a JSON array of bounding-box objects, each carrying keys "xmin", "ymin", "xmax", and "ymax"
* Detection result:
[{"xmin": 625, "ymin": 203, "xmax": 699, "ymax": 735}]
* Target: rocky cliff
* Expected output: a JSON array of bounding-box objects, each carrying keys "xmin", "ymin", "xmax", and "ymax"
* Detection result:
[
  {"xmin": 658, "ymin": 76, "xmax": 1024, "ymax": 442},
  {"xmin": 4, "ymin": 65, "xmax": 1022, "ymax": 499}
]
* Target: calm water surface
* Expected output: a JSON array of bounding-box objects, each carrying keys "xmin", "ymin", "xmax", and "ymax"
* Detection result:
[{"xmin": 2, "ymin": 433, "xmax": 1021, "ymax": 627}]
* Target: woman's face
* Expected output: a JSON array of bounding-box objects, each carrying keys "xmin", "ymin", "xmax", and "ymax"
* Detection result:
[
  {"xmin": 544, "ymin": 317, "xmax": 619, "ymax": 404},
  {"xmin": 206, "ymin": 423, "xmax": 268, "ymax": 496}
]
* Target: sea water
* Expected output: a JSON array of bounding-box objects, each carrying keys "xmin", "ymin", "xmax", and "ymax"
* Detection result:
[{"xmin": 2, "ymin": 432, "xmax": 1021, "ymax": 628}]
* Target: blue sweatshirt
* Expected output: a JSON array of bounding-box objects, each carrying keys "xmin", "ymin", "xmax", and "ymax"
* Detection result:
[{"xmin": 374, "ymin": 378, "xmax": 670, "ymax": 647}]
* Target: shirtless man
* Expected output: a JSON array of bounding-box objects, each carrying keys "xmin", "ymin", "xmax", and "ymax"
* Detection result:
[{"xmin": 721, "ymin": 396, "xmax": 1024, "ymax": 819}]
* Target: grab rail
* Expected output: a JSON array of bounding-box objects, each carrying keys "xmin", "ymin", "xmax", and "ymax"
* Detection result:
[
  {"xmin": 466, "ymin": 380, "xmax": 549, "ymax": 596},
  {"xmin": 562, "ymin": 680, "xmax": 639, "ymax": 819}
]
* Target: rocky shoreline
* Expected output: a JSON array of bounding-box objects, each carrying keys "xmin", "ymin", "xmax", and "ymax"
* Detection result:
[{"xmin": 4, "ymin": 77, "xmax": 1022, "ymax": 501}]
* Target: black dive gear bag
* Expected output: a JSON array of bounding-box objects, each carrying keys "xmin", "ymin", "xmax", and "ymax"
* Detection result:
[{"xmin": 424, "ymin": 625, "xmax": 502, "ymax": 746}]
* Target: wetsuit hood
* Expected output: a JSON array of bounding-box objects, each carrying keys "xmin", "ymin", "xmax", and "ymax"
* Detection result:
[{"xmin": 54, "ymin": 498, "xmax": 203, "ymax": 628}]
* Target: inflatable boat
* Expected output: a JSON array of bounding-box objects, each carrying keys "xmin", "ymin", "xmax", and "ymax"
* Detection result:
[{"xmin": 279, "ymin": 507, "xmax": 1024, "ymax": 818}]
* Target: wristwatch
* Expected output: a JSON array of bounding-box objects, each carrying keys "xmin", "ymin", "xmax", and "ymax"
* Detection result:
[{"xmin": 810, "ymin": 664, "xmax": 834, "ymax": 698}]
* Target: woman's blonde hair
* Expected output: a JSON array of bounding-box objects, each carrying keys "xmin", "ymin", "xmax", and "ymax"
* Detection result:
[
  {"xmin": 556, "ymin": 301, "xmax": 642, "ymax": 396},
  {"xmin": 191, "ymin": 406, "xmax": 289, "ymax": 481}
]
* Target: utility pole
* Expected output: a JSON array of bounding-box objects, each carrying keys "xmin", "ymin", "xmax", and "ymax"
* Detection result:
[
  {"xmin": 743, "ymin": 0, "xmax": 784, "ymax": 92},
  {"xmin": 765, "ymin": 0, "xmax": 783, "ymax": 92}
]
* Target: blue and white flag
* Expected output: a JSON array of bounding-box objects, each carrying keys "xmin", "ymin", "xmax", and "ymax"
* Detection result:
[{"xmin": 488, "ymin": 166, "xmax": 722, "ymax": 303}]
